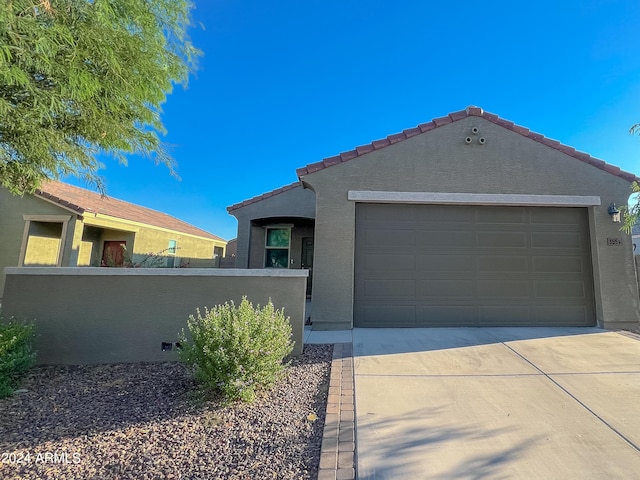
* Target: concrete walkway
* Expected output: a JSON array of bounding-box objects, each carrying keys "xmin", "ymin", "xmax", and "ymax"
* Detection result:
[{"xmin": 353, "ymin": 327, "xmax": 640, "ymax": 479}]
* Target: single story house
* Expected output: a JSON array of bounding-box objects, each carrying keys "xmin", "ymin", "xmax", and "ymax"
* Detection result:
[
  {"xmin": 228, "ymin": 106, "xmax": 640, "ymax": 331},
  {"xmin": 0, "ymin": 181, "xmax": 227, "ymax": 298}
]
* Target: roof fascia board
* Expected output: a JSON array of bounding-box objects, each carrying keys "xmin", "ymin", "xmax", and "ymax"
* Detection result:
[
  {"xmin": 296, "ymin": 107, "xmax": 639, "ymax": 183},
  {"xmin": 83, "ymin": 213, "xmax": 226, "ymax": 243},
  {"xmin": 34, "ymin": 194, "xmax": 85, "ymax": 215}
]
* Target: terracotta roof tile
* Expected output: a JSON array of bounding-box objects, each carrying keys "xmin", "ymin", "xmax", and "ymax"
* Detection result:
[
  {"xmin": 483, "ymin": 112, "xmax": 500, "ymax": 122},
  {"xmin": 403, "ymin": 126, "xmax": 422, "ymax": 138},
  {"xmin": 449, "ymin": 110, "xmax": 467, "ymax": 121},
  {"xmin": 356, "ymin": 144, "xmax": 375, "ymax": 155},
  {"xmin": 418, "ymin": 121, "xmax": 437, "ymax": 133},
  {"xmin": 512, "ymin": 125, "xmax": 530, "ymax": 136},
  {"xmin": 433, "ymin": 115, "xmax": 452, "ymax": 127},
  {"xmin": 467, "ymin": 106, "xmax": 483, "ymax": 116},
  {"xmin": 340, "ymin": 150, "xmax": 358, "ymax": 162},
  {"xmin": 387, "ymin": 132, "xmax": 406, "ymax": 144},
  {"xmin": 295, "ymin": 166, "xmax": 309, "ymax": 178},
  {"xmin": 372, "ymin": 139, "xmax": 391, "ymax": 149},
  {"xmin": 528, "ymin": 132, "xmax": 544, "ymax": 142},
  {"xmin": 605, "ymin": 164, "xmax": 621, "ymax": 175},
  {"xmin": 227, "ymin": 182, "xmax": 301, "ymax": 212},
  {"xmin": 306, "ymin": 161, "xmax": 326, "ymax": 173},
  {"xmin": 542, "ymin": 137, "xmax": 561, "ymax": 149},
  {"xmin": 323, "ymin": 155, "xmax": 343, "ymax": 167},
  {"xmin": 36, "ymin": 181, "xmax": 225, "ymax": 241},
  {"xmin": 557, "ymin": 144, "xmax": 576, "ymax": 156},
  {"xmin": 496, "ymin": 118, "xmax": 515, "ymax": 129}
]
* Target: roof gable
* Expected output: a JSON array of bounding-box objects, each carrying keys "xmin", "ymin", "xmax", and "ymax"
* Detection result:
[
  {"xmin": 226, "ymin": 182, "xmax": 301, "ymax": 213},
  {"xmin": 36, "ymin": 181, "xmax": 225, "ymax": 242},
  {"xmin": 296, "ymin": 106, "xmax": 638, "ymax": 183}
]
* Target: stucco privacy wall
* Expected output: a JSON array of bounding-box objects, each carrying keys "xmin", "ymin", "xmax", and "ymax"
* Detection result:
[
  {"xmin": 300, "ymin": 116, "xmax": 640, "ymax": 330},
  {"xmin": 231, "ymin": 185, "xmax": 315, "ymax": 268},
  {"xmin": 1, "ymin": 268, "xmax": 308, "ymax": 363}
]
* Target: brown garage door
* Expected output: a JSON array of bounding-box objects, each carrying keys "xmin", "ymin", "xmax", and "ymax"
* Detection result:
[{"xmin": 354, "ymin": 204, "xmax": 595, "ymax": 327}]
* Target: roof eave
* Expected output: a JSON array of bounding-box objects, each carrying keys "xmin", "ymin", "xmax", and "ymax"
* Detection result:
[{"xmin": 296, "ymin": 106, "xmax": 640, "ymax": 183}]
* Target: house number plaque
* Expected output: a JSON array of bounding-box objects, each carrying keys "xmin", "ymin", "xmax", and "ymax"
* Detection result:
[{"xmin": 607, "ymin": 238, "xmax": 622, "ymax": 246}]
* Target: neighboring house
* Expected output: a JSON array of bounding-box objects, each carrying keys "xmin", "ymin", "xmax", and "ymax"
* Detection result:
[
  {"xmin": 228, "ymin": 106, "xmax": 640, "ymax": 331},
  {"xmin": 1, "ymin": 181, "xmax": 227, "ymax": 297}
]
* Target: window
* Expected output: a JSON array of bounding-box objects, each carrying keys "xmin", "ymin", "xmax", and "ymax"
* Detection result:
[
  {"xmin": 213, "ymin": 246, "xmax": 224, "ymax": 258},
  {"xmin": 168, "ymin": 240, "xmax": 177, "ymax": 255},
  {"xmin": 265, "ymin": 227, "xmax": 290, "ymax": 268}
]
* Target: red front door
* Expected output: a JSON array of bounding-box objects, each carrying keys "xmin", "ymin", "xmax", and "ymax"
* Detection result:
[{"xmin": 102, "ymin": 241, "xmax": 126, "ymax": 267}]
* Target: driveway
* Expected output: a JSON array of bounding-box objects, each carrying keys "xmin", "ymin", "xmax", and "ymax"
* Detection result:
[{"xmin": 353, "ymin": 327, "xmax": 640, "ymax": 479}]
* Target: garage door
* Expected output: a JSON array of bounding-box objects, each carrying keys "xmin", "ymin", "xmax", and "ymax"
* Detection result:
[{"xmin": 354, "ymin": 204, "xmax": 595, "ymax": 327}]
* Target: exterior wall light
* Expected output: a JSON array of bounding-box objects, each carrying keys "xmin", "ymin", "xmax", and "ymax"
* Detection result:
[{"xmin": 608, "ymin": 203, "xmax": 621, "ymax": 223}]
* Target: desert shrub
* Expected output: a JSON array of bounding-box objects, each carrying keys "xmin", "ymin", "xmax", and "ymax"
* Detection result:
[
  {"xmin": 178, "ymin": 297, "xmax": 294, "ymax": 402},
  {"xmin": 0, "ymin": 318, "xmax": 36, "ymax": 398}
]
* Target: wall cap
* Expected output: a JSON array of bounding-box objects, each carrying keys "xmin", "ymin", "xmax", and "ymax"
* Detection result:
[{"xmin": 3, "ymin": 267, "xmax": 309, "ymax": 277}]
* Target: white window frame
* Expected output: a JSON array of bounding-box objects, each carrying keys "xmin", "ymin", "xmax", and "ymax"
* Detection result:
[{"xmin": 167, "ymin": 239, "xmax": 177, "ymax": 255}]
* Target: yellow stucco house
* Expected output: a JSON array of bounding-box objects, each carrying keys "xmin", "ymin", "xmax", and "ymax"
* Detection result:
[{"xmin": 0, "ymin": 181, "xmax": 227, "ymax": 298}]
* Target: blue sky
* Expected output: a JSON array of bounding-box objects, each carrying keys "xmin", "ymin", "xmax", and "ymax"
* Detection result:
[{"xmin": 65, "ymin": 0, "xmax": 640, "ymax": 241}]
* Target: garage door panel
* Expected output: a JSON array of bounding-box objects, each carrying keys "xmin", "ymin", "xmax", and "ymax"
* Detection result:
[
  {"xmin": 417, "ymin": 205, "xmax": 475, "ymax": 223},
  {"xmin": 477, "ymin": 231, "xmax": 528, "ymax": 248},
  {"xmin": 535, "ymin": 281, "xmax": 587, "ymax": 298},
  {"xmin": 476, "ymin": 206, "xmax": 527, "ymax": 224},
  {"xmin": 477, "ymin": 280, "xmax": 530, "ymax": 298},
  {"xmin": 417, "ymin": 306, "xmax": 476, "ymax": 326},
  {"xmin": 530, "ymin": 208, "xmax": 588, "ymax": 225},
  {"xmin": 358, "ymin": 305, "xmax": 416, "ymax": 327},
  {"xmin": 417, "ymin": 255, "xmax": 475, "ymax": 273},
  {"xmin": 364, "ymin": 279, "xmax": 415, "ymax": 297},
  {"xmin": 531, "ymin": 232, "xmax": 583, "ymax": 249},
  {"xmin": 416, "ymin": 230, "xmax": 475, "ymax": 247},
  {"xmin": 479, "ymin": 306, "xmax": 531, "ymax": 325},
  {"xmin": 361, "ymin": 253, "xmax": 416, "ymax": 271},
  {"xmin": 532, "ymin": 256, "xmax": 586, "ymax": 273},
  {"xmin": 362, "ymin": 228, "xmax": 415, "ymax": 246},
  {"xmin": 418, "ymin": 280, "xmax": 476, "ymax": 297},
  {"xmin": 477, "ymin": 256, "xmax": 529, "ymax": 273},
  {"xmin": 354, "ymin": 204, "xmax": 595, "ymax": 327},
  {"xmin": 533, "ymin": 306, "xmax": 591, "ymax": 325}
]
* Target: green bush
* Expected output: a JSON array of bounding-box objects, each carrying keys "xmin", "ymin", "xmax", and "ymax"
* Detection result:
[
  {"xmin": 178, "ymin": 297, "xmax": 294, "ymax": 402},
  {"xmin": 0, "ymin": 318, "xmax": 36, "ymax": 398}
]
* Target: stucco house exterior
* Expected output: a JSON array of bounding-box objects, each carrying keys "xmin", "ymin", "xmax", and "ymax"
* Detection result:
[
  {"xmin": 228, "ymin": 106, "xmax": 640, "ymax": 331},
  {"xmin": 1, "ymin": 181, "xmax": 227, "ymax": 297}
]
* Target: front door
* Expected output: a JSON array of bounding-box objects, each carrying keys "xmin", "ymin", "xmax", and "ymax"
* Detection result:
[
  {"xmin": 102, "ymin": 241, "xmax": 126, "ymax": 267},
  {"xmin": 301, "ymin": 237, "xmax": 314, "ymax": 298}
]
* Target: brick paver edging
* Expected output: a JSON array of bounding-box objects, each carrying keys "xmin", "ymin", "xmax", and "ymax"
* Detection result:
[{"xmin": 317, "ymin": 342, "xmax": 356, "ymax": 480}]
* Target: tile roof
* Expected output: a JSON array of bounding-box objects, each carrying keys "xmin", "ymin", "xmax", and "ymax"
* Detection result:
[
  {"xmin": 226, "ymin": 181, "xmax": 301, "ymax": 212},
  {"xmin": 296, "ymin": 106, "xmax": 639, "ymax": 183},
  {"xmin": 36, "ymin": 181, "xmax": 225, "ymax": 242}
]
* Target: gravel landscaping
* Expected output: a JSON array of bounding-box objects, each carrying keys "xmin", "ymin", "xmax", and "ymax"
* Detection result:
[{"xmin": 0, "ymin": 344, "xmax": 332, "ymax": 480}]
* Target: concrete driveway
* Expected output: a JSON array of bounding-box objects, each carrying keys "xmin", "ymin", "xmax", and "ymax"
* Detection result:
[{"xmin": 353, "ymin": 327, "xmax": 640, "ymax": 479}]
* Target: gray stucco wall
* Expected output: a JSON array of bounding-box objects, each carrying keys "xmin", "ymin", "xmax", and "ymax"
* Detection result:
[
  {"xmin": 300, "ymin": 116, "xmax": 640, "ymax": 331},
  {"xmin": 1, "ymin": 268, "xmax": 308, "ymax": 364},
  {"xmin": 230, "ymin": 185, "xmax": 316, "ymax": 268}
]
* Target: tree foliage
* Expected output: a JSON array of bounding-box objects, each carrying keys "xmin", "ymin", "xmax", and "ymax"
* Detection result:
[
  {"xmin": 624, "ymin": 124, "xmax": 640, "ymax": 233},
  {"xmin": 622, "ymin": 181, "xmax": 639, "ymax": 234},
  {"xmin": 0, "ymin": 0, "xmax": 199, "ymax": 195}
]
